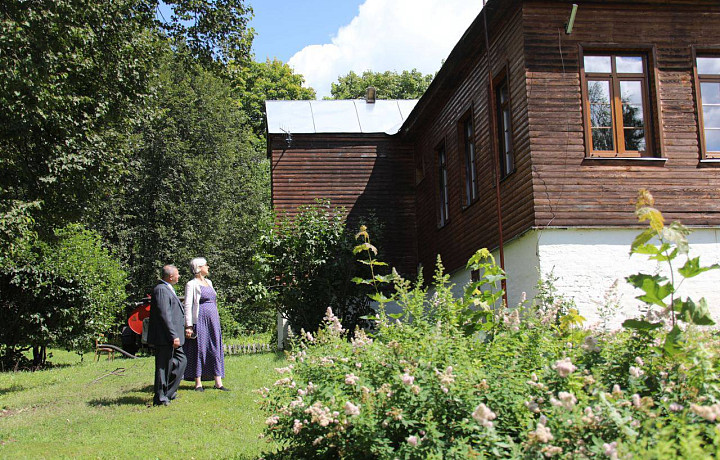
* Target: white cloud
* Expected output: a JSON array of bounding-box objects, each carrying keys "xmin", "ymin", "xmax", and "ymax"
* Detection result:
[{"xmin": 288, "ymin": 0, "xmax": 483, "ymax": 99}]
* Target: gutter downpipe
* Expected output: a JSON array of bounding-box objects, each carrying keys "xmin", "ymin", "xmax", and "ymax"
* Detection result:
[{"xmin": 482, "ymin": 3, "xmax": 508, "ymax": 304}]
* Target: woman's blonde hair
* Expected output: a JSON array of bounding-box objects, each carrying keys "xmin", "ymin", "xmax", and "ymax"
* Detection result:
[{"xmin": 190, "ymin": 257, "xmax": 207, "ymax": 275}]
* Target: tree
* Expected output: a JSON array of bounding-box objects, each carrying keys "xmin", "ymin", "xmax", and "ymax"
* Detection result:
[
  {"xmin": 156, "ymin": 0, "xmax": 254, "ymax": 68},
  {"xmin": 230, "ymin": 58, "xmax": 316, "ymax": 143},
  {"xmin": 89, "ymin": 49, "xmax": 272, "ymax": 333},
  {"xmin": 0, "ymin": 0, "xmax": 158, "ymax": 236},
  {"xmin": 329, "ymin": 69, "xmax": 434, "ymax": 100}
]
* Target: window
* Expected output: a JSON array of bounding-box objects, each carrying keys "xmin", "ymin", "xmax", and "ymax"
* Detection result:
[
  {"xmin": 437, "ymin": 145, "xmax": 449, "ymax": 227},
  {"xmin": 495, "ymin": 77, "xmax": 514, "ymax": 177},
  {"xmin": 582, "ymin": 53, "xmax": 653, "ymax": 157},
  {"xmin": 461, "ymin": 116, "xmax": 478, "ymax": 206},
  {"xmin": 696, "ymin": 55, "xmax": 720, "ymax": 158}
]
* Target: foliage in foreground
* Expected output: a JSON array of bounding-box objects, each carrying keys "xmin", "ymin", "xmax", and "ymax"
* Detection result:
[{"xmin": 259, "ymin": 197, "xmax": 720, "ymax": 459}]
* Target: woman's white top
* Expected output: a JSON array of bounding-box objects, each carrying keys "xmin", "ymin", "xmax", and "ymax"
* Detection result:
[{"xmin": 184, "ymin": 277, "xmax": 214, "ymax": 327}]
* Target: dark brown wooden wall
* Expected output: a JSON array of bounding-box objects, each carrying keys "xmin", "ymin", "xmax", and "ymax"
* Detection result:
[
  {"xmin": 409, "ymin": 6, "xmax": 533, "ymax": 276},
  {"xmin": 269, "ymin": 134, "xmax": 417, "ymax": 274},
  {"xmin": 524, "ymin": 1, "xmax": 720, "ymax": 227}
]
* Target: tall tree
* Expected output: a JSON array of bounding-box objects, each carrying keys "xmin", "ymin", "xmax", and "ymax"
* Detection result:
[
  {"xmin": 0, "ymin": 0, "xmax": 158, "ymax": 239},
  {"xmin": 329, "ymin": 69, "xmax": 434, "ymax": 100},
  {"xmin": 230, "ymin": 58, "xmax": 316, "ymax": 144},
  {"xmin": 89, "ymin": 49, "xmax": 272, "ymax": 332}
]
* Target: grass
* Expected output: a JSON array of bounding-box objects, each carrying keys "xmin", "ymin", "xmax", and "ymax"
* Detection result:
[{"xmin": 0, "ymin": 349, "xmax": 284, "ymax": 459}]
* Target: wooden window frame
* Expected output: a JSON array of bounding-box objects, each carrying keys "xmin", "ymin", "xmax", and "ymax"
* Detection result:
[
  {"xmin": 493, "ymin": 71, "xmax": 515, "ymax": 178},
  {"xmin": 579, "ymin": 45, "xmax": 662, "ymax": 159},
  {"xmin": 437, "ymin": 142, "xmax": 450, "ymax": 228},
  {"xmin": 458, "ymin": 109, "xmax": 478, "ymax": 208},
  {"xmin": 692, "ymin": 47, "xmax": 720, "ymax": 160}
]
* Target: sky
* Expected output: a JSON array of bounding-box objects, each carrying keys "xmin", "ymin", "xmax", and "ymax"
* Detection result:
[{"xmin": 250, "ymin": 0, "xmax": 484, "ymax": 98}]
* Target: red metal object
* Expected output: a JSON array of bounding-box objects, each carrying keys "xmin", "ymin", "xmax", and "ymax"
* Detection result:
[{"xmin": 127, "ymin": 296, "xmax": 151, "ymax": 335}]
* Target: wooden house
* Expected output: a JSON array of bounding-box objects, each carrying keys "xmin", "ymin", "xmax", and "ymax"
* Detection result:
[{"xmin": 267, "ymin": 0, "xmax": 720, "ymax": 326}]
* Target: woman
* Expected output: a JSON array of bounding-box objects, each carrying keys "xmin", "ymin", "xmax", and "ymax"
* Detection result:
[{"xmin": 183, "ymin": 257, "xmax": 229, "ymax": 391}]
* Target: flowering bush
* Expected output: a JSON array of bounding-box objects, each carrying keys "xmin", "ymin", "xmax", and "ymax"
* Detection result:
[{"xmin": 259, "ymin": 214, "xmax": 720, "ymax": 458}]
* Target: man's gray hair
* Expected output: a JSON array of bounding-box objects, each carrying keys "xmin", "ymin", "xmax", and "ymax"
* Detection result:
[{"xmin": 161, "ymin": 264, "xmax": 177, "ymax": 280}]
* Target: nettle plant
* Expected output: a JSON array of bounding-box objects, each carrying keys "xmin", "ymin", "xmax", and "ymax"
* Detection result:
[{"xmin": 623, "ymin": 189, "xmax": 718, "ymax": 354}]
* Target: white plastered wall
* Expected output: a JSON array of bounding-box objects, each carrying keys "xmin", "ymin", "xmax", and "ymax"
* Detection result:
[{"xmin": 446, "ymin": 227, "xmax": 720, "ymax": 329}]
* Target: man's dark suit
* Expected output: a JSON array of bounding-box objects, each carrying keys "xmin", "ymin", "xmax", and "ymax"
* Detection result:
[{"xmin": 148, "ymin": 281, "xmax": 187, "ymax": 405}]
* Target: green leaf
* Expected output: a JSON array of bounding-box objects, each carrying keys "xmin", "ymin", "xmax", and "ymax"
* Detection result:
[
  {"xmin": 632, "ymin": 243, "xmax": 662, "ymax": 256},
  {"xmin": 622, "ymin": 319, "xmax": 664, "ymax": 331},
  {"xmin": 630, "ymin": 228, "xmax": 656, "ymax": 254},
  {"xmin": 678, "ymin": 257, "xmax": 720, "ymax": 279},
  {"xmin": 369, "ymin": 292, "xmax": 390, "ymax": 303},
  {"xmin": 676, "ymin": 297, "xmax": 716, "ymax": 326},
  {"xmin": 663, "ymin": 325, "xmax": 683, "ymax": 356},
  {"xmin": 351, "ymin": 277, "xmax": 371, "ymax": 285},
  {"xmin": 625, "ymin": 274, "xmax": 672, "ymax": 307}
]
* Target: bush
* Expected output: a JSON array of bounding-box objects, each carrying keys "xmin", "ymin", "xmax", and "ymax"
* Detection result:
[
  {"xmin": 0, "ymin": 224, "xmax": 128, "ymax": 368},
  {"xmin": 256, "ymin": 200, "xmax": 375, "ymax": 337},
  {"xmin": 259, "ymin": 230, "xmax": 720, "ymax": 459}
]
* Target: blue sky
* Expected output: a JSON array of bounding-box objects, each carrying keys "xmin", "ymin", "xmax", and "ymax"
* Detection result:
[{"xmin": 250, "ymin": 1, "xmax": 362, "ymax": 64}]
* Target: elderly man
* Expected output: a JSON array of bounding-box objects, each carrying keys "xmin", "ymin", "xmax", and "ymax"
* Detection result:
[{"xmin": 147, "ymin": 264, "xmax": 187, "ymax": 406}]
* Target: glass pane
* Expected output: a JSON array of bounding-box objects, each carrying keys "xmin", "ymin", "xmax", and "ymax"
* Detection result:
[
  {"xmin": 620, "ymin": 80, "xmax": 643, "ymax": 105},
  {"xmin": 592, "ymin": 128, "xmax": 614, "ymax": 151},
  {"xmin": 503, "ymin": 109, "xmax": 511, "ymax": 130},
  {"xmin": 701, "ymin": 82, "xmax": 720, "ymax": 105},
  {"xmin": 703, "ymin": 106, "xmax": 720, "ymax": 129},
  {"xmin": 588, "ymin": 80, "xmax": 611, "ymax": 103},
  {"xmin": 616, "ymin": 56, "xmax": 644, "ymax": 74},
  {"xmin": 620, "ymin": 81, "xmax": 645, "ymax": 129},
  {"xmin": 706, "ymin": 129, "xmax": 720, "ymax": 152},
  {"xmin": 697, "ymin": 57, "xmax": 720, "ymax": 75},
  {"xmin": 498, "ymin": 84, "xmax": 508, "ymax": 104},
  {"xmin": 585, "ymin": 55, "xmax": 611, "ymax": 73},
  {"xmin": 624, "ymin": 129, "xmax": 646, "ymax": 151}
]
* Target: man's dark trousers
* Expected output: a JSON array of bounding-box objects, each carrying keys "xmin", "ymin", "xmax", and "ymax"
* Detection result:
[{"xmin": 154, "ymin": 345, "xmax": 187, "ymax": 405}]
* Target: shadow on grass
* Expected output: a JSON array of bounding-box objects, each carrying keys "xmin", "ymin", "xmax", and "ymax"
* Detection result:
[
  {"xmin": 0, "ymin": 384, "xmax": 25, "ymax": 397},
  {"xmin": 87, "ymin": 395, "xmax": 149, "ymax": 407}
]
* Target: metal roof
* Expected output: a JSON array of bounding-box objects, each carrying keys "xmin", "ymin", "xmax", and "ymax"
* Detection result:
[{"xmin": 265, "ymin": 99, "xmax": 418, "ymax": 135}]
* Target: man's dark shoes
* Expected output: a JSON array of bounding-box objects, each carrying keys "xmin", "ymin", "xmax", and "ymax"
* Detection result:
[
  {"xmin": 214, "ymin": 385, "xmax": 230, "ymax": 391},
  {"xmin": 153, "ymin": 400, "xmax": 170, "ymax": 406},
  {"xmin": 194, "ymin": 386, "xmax": 204, "ymax": 392}
]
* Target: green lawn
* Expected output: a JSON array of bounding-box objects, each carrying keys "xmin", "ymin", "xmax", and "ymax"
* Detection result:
[{"xmin": 0, "ymin": 350, "xmax": 283, "ymax": 459}]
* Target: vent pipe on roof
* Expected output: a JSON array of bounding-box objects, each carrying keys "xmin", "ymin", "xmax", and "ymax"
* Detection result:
[{"xmin": 365, "ymin": 86, "xmax": 376, "ymax": 104}]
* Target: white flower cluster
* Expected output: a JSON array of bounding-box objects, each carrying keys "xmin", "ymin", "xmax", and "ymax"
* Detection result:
[
  {"xmin": 550, "ymin": 391, "xmax": 577, "ymax": 410},
  {"xmin": 323, "ymin": 307, "xmax": 345, "ymax": 335},
  {"xmin": 471, "ymin": 403, "xmax": 496, "ymax": 428},
  {"xmin": 691, "ymin": 403, "xmax": 720, "ymax": 422},
  {"xmin": 552, "ymin": 358, "xmax": 577, "ymax": 378}
]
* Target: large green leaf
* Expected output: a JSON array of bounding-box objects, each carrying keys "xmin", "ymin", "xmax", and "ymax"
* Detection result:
[
  {"xmin": 676, "ymin": 297, "xmax": 716, "ymax": 326},
  {"xmin": 630, "ymin": 228, "xmax": 656, "ymax": 255},
  {"xmin": 626, "ymin": 274, "xmax": 672, "ymax": 307}
]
